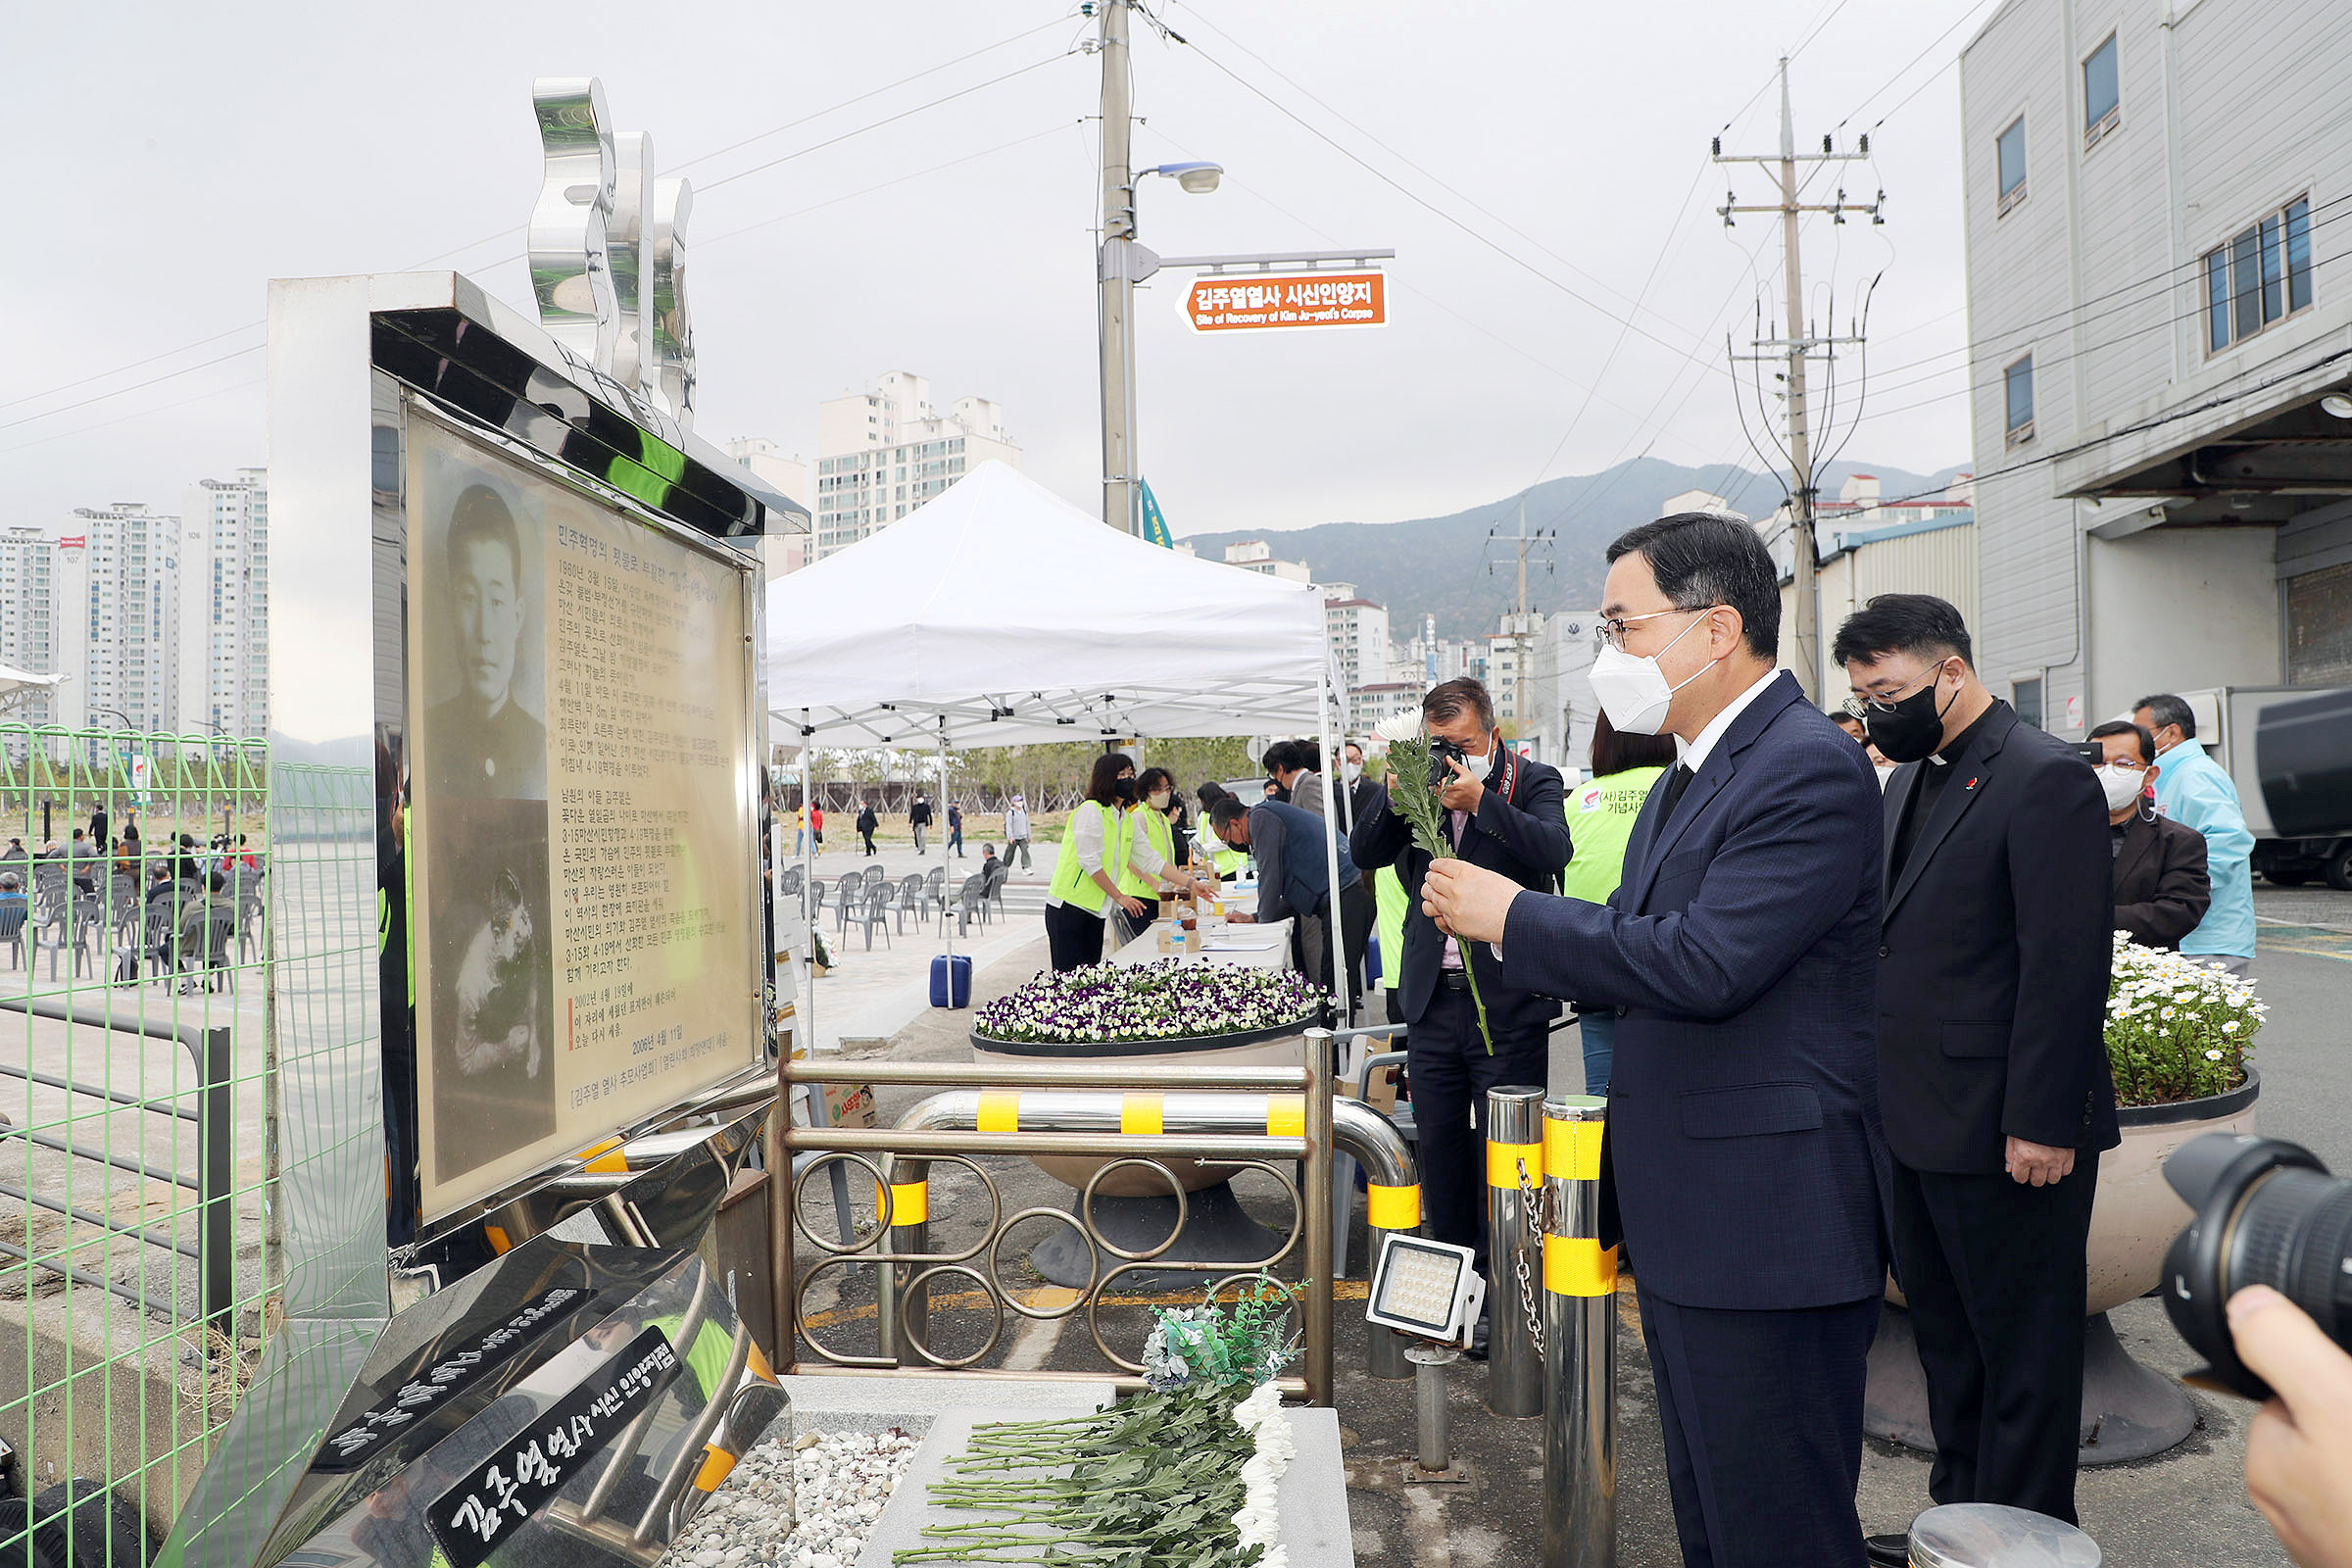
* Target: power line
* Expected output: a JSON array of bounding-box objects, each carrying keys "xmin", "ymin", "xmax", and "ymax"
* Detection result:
[
  {"xmin": 699, "ymin": 123, "xmax": 1074, "ymax": 247},
  {"xmin": 0, "ymin": 344, "xmax": 266, "ymax": 435},
  {"xmin": 0, "ymin": 124, "xmax": 1087, "ymax": 456},
  {"xmin": 1853, "ymin": 221, "xmax": 2352, "ymax": 423},
  {"xmin": 697, "ymin": 52, "xmax": 1072, "ymax": 195},
  {"xmin": 0, "ymin": 375, "xmax": 267, "ymax": 460},
  {"xmin": 1857, "ymin": 332, "xmax": 2352, "ymax": 510},
  {"xmin": 0, "ymin": 27, "xmax": 1079, "ymax": 427},
  {"xmin": 1167, "ymin": 33, "xmax": 1734, "ymax": 388},
  {"xmin": 1835, "ymin": 0, "xmax": 2003, "ymax": 131},
  {"xmin": 1175, "ymin": 3, "xmax": 1703, "ymax": 336},
  {"xmin": 1864, "ymin": 188, "xmax": 2352, "ymax": 393}
]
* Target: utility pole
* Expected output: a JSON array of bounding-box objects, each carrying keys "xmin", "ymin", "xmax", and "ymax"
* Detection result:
[
  {"xmin": 1715, "ymin": 58, "xmax": 1880, "ymax": 700},
  {"xmin": 1489, "ymin": 499, "xmax": 1553, "ymax": 736},
  {"xmin": 1096, "ymin": 0, "xmax": 1142, "ymax": 535}
]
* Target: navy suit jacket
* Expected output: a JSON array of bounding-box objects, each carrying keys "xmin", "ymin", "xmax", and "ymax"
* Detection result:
[
  {"xmin": 1497, "ymin": 672, "xmax": 1888, "ymax": 1311},
  {"xmin": 1350, "ymin": 752, "xmax": 1568, "ymax": 1034}
]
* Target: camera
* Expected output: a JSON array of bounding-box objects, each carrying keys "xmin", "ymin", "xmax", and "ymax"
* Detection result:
[
  {"xmin": 2161, "ymin": 1131, "xmax": 2352, "ymax": 1398},
  {"xmin": 1428, "ymin": 737, "xmax": 1470, "ymax": 786}
]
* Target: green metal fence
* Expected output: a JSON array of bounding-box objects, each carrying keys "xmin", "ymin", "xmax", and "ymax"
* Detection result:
[{"xmin": 0, "ymin": 728, "xmax": 275, "ymax": 1563}]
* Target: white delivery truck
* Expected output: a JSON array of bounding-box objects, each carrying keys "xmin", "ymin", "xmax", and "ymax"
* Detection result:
[{"xmin": 2174, "ymin": 686, "xmax": 2352, "ymax": 890}]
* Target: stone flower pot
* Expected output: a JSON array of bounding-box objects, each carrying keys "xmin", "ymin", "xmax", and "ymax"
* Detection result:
[{"xmin": 1870, "ymin": 1069, "xmax": 2260, "ymax": 1466}]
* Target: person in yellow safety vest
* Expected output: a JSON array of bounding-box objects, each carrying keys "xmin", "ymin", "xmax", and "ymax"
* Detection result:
[
  {"xmin": 1115, "ymin": 767, "xmax": 1216, "ymax": 927},
  {"xmin": 1371, "ymin": 860, "xmax": 1408, "ymax": 1019},
  {"xmin": 1192, "ymin": 781, "xmax": 1250, "ymax": 878},
  {"xmin": 1046, "ymin": 754, "xmax": 1155, "ymax": 972}
]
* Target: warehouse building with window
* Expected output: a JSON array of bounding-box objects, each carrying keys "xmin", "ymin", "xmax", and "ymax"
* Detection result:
[{"xmin": 1961, "ymin": 0, "xmax": 2352, "ymax": 732}]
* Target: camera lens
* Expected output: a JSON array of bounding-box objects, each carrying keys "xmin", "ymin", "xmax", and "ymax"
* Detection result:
[{"xmin": 2161, "ymin": 1132, "xmax": 2352, "ymax": 1398}]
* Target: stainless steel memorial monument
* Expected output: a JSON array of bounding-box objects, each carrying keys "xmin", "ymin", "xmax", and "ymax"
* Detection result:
[{"xmin": 160, "ymin": 77, "xmax": 808, "ymax": 1568}]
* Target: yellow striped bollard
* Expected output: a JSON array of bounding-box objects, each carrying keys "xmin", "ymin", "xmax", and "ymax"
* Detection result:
[{"xmin": 1543, "ymin": 1094, "xmax": 1615, "ymax": 1568}]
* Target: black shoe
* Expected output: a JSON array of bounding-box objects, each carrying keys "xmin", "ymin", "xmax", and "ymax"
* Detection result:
[
  {"xmin": 1464, "ymin": 1311, "xmax": 1491, "ymax": 1361},
  {"xmin": 1864, "ymin": 1533, "xmax": 1909, "ymax": 1567}
]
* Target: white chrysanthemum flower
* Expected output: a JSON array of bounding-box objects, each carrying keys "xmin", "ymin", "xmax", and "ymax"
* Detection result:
[
  {"xmin": 2205, "ymin": 1049, "xmax": 2224, "ymax": 1061},
  {"xmin": 1372, "ymin": 708, "xmax": 1423, "ymax": 745}
]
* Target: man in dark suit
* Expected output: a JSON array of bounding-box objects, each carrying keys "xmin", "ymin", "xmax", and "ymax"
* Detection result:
[
  {"xmin": 1350, "ymin": 676, "xmax": 1568, "ymax": 1286},
  {"xmin": 2089, "ymin": 719, "xmax": 2210, "ymax": 950},
  {"xmin": 1338, "ymin": 740, "xmax": 1380, "ymax": 835},
  {"xmin": 1423, "ymin": 514, "xmax": 1886, "ymax": 1568},
  {"xmin": 1835, "ymin": 594, "xmax": 2120, "ymax": 1538}
]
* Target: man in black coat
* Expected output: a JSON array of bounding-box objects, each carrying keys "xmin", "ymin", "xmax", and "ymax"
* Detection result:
[
  {"xmin": 2089, "ymin": 720, "xmax": 2210, "ymax": 950},
  {"xmin": 1836, "ymin": 595, "xmax": 2120, "ymax": 1537},
  {"xmin": 1349, "ymin": 676, "xmax": 1568, "ymax": 1280}
]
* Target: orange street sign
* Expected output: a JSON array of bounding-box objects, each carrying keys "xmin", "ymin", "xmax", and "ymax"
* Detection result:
[{"xmin": 1180, "ymin": 271, "xmax": 1388, "ymax": 332}]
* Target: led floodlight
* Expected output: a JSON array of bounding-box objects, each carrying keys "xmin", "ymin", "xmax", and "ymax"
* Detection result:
[{"xmin": 1366, "ymin": 1233, "xmax": 1486, "ymax": 1349}]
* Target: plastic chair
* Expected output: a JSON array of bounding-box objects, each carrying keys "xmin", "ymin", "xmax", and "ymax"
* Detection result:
[
  {"xmin": 897, "ymin": 874, "xmax": 927, "ymax": 933},
  {"xmin": 853, "ymin": 882, "xmax": 896, "ymax": 952},
  {"xmin": 235, "ymin": 895, "xmax": 266, "ymax": 964},
  {"xmin": 956, "ymin": 874, "xmax": 987, "ymax": 938},
  {"xmin": 119, "ymin": 897, "xmax": 179, "ymax": 985},
  {"xmin": 983, "ymin": 859, "xmax": 1009, "ymax": 917},
  {"xmin": 176, "ymin": 906, "xmax": 237, "ymax": 992},
  {"xmin": 830, "ymin": 870, "xmax": 866, "ymax": 934},
  {"xmin": 0, "ymin": 901, "xmax": 26, "ymax": 968},
  {"xmin": 923, "ymin": 863, "xmax": 949, "ymax": 919},
  {"xmin": 778, "ymin": 864, "xmax": 805, "ymax": 900}
]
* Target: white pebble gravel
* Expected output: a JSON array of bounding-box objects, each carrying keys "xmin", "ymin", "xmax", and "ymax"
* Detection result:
[{"xmin": 671, "ymin": 1426, "xmax": 920, "ymax": 1568}]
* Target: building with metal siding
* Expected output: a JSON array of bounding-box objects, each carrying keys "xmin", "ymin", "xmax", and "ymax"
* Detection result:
[{"xmin": 1960, "ymin": 0, "xmax": 2352, "ymax": 733}]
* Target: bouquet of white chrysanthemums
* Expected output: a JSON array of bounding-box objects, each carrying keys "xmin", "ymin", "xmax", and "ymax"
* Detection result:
[
  {"xmin": 2105, "ymin": 931, "xmax": 2264, "ymax": 1106},
  {"xmin": 1370, "ymin": 708, "xmax": 1494, "ymax": 1053}
]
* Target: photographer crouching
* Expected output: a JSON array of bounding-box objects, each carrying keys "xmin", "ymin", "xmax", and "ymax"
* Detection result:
[{"xmin": 1349, "ymin": 677, "xmax": 1568, "ymax": 1349}]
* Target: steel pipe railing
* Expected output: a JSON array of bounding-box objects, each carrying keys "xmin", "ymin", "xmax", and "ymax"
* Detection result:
[{"xmin": 776, "ymin": 1030, "xmax": 1390, "ymax": 1405}]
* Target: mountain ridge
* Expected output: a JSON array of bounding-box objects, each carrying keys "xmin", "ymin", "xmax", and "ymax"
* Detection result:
[{"xmin": 1179, "ymin": 456, "xmax": 1968, "ymax": 642}]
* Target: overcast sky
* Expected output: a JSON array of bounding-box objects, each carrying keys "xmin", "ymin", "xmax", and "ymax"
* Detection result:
[{"xmin": 5, "ymin": 1, "xmax": 1992, "ymax": 733}]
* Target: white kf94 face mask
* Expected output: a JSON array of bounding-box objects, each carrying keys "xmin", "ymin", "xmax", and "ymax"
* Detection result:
[
  {"xmin": 1587, "ymin": 614, "xmax": 1711, "ymax": 736},
  {"xmin": 2099, "ymin": 762, "xmax": 2149, "ymax": 813}
]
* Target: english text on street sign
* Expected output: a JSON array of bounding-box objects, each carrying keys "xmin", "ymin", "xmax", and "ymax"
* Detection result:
[{"xmin": 1181, "ymin": 270, "xmax": 1387, "ymax": 333}]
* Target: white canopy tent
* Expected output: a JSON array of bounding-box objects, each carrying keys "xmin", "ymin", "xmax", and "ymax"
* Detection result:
[
  {"xmin": 0, "ymin": 664, "xmax": 64, "ymax": 714},
  {"xmin": 762, "ymin": 461, "xmax": 1355, "ymax": 1040}
]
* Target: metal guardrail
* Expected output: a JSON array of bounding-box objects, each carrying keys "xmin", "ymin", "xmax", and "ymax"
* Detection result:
[
  {"xmin": 779, "ymin": 1033, "xmax": 1383, "ymax": 1405},
  {"xmin": 0, "ymin": 995, "xmax": 232, "ymax": 1330}
]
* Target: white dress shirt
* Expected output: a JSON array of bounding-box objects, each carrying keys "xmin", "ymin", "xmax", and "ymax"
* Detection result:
[{"xmin": 1676, "ymin": 668, "xmax": 1784, "ymax": 775}]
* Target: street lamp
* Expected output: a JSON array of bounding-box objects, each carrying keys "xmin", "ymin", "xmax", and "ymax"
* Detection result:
[
  {"xmin": 1149, "ymin": 161, "xmax": 1224, "ymax": 196},
  {"xmin": 1096, "ymin": 161, "xmax": 1222, "ymax": 536},
  {"xmin": 1094, "ymin": 0, "xmax": 1223, "ymax": 535}
]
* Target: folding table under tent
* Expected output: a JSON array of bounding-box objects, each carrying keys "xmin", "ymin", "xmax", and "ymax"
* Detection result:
[{"xmin": 760, "ymin": 459, "xmax": 1356, "ymax": 1041}]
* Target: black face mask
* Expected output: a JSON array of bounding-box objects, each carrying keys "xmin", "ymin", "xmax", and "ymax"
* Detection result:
[
  {"xmin": 1114, "ymin": 776, "xmax": 1137, "ymax": 803},
  {"xmin": 1862, "ymin": 672, "xmax": 1956, "ymax": 764}
]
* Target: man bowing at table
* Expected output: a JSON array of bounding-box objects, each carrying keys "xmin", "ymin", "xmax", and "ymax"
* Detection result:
[{"xmin": 1423, "ymin": 511, "xmax": 1888, "ymax": 1568}]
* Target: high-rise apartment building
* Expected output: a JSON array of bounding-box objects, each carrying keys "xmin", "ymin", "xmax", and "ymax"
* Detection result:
[
  {"xmin": 59, "ymin": 502, "xmax": 180, "ymax": 735},
  {"xmin": 724, "ymin": 437, "xmax": 814, "ymax": 579},
  {"xmin": 0, "ymin": 528, "xmax": 63, "ymax": 725},
  {"xmin": 810, "ymin": 371, "xmax": 1018, "ymax": 559},
  {"xmin": 1, "ymin": 471, "xmax": 270, "ymax": 747},
  {"xmin": 179, "ymin": 468, "xmax": 270, "ymax": 737}
]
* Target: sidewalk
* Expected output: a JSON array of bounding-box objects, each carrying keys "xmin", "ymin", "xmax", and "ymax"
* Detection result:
[
  {"xmin": 782, "ymin": 837, "xmax": 1051, "ymax": 1054},
  {"xmin": 794, "ymin": 886, "xmax": 2324, "ymax": 1568}
]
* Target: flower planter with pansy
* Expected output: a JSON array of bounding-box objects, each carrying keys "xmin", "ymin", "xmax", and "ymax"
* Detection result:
[{"xmin": 970, "ymin": 960, "xmax": 1325, "ymax": 1196}]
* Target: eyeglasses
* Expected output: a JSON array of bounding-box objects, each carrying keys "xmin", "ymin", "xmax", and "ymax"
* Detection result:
[
  {"xmin": 1841, "ymin": 659, "xmax": 1952, "ymax": 719},
  {"xmin": 1597, "ymin": 604, "xmax": 1720, "ymax": 651}
]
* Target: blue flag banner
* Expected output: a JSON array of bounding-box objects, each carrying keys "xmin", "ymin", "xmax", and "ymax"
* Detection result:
[{"xmin": 1139, "ymin": 478, "xmax": 1173, "ymax": 548}]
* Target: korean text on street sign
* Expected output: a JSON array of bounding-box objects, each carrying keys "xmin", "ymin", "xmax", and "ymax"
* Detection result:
[{"xmin": 1181, "ymin": 271, "xmax": 1387, "ymax": 332}]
